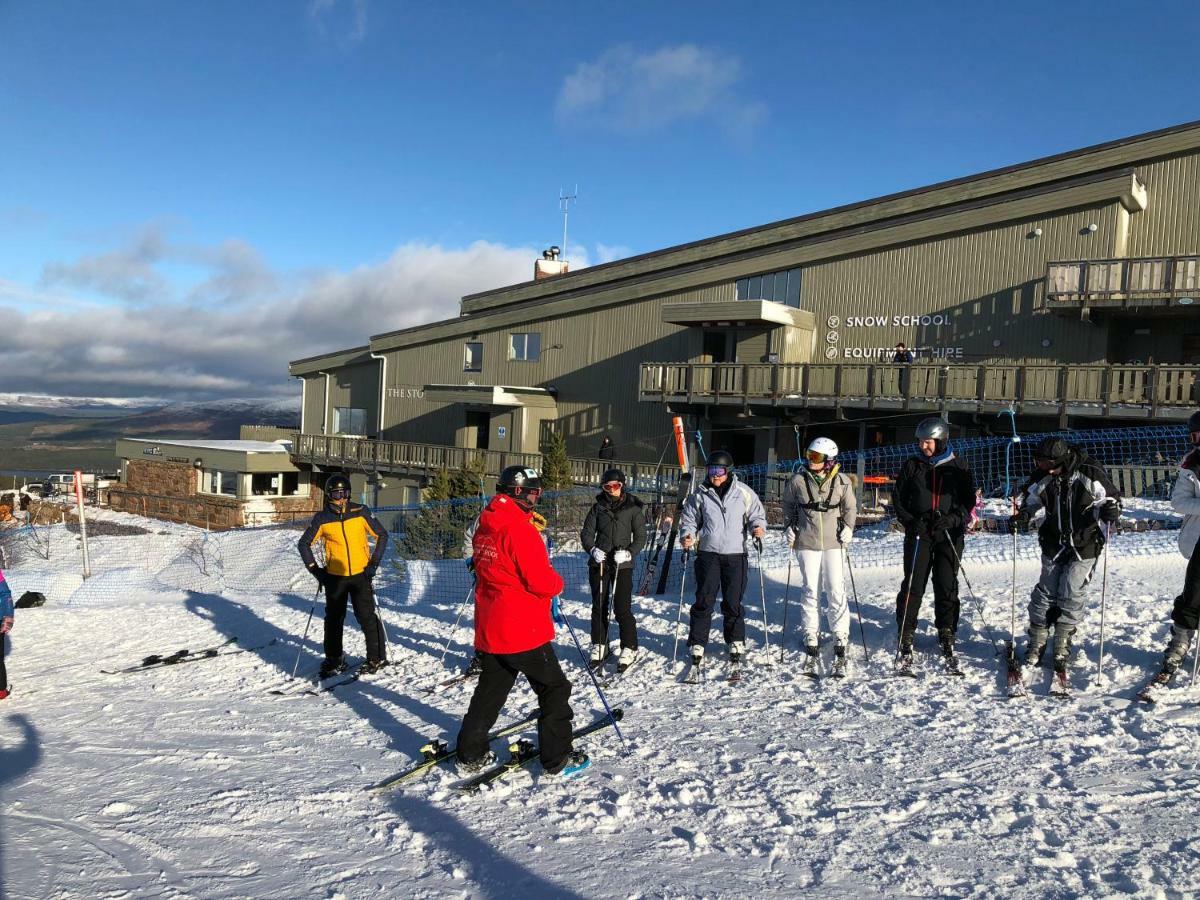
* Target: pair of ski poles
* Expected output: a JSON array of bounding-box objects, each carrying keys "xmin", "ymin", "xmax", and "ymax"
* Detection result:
[
  {"xmin": 778, "ymin": 534, "xmax": 872, "ymax": 666},
  {"xmin": 670, "ymin": 537, "xmax": 772, "ymax": 664}
]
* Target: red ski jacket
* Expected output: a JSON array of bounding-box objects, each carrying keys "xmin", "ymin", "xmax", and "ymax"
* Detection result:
[{"xmin": 472, "ymin": 494, "xmax": 564, "ymax": 654}]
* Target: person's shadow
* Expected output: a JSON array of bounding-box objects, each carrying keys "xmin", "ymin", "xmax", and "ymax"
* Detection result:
[{"xmin": 0, "ymin": 715, "xmax": 43, "ymax": 896}]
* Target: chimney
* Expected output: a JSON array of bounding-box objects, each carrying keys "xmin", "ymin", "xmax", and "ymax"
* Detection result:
[{"xmin": 534, "ymin": 246, "xmax": 569, "ymax": 281}]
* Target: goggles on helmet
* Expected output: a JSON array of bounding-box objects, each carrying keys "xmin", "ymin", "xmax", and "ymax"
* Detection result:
[
  {"xmin": 706, "ymin": 465, "xmax": 729, "ymax": 478},
  {"xmin": 603, "ymin": 481, "xmax": 623, "ymax": 490},
  {"xmin": 806, "ymin": 449, "xmax": 829, "ymax": 465},
  {"xmin": 328, "ymin": 488, "xmax": 349, "ymax": 500}
]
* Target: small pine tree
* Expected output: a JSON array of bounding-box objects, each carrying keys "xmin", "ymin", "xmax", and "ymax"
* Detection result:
[
  {"xmin": 540, "ymin": 429, "xmax": 572, "ymax": 491},
  {"xmin": 401, "ymin": 469, "xmax": 454, "ymax": 559}
]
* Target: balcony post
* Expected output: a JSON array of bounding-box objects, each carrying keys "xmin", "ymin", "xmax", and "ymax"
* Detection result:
[
  {"xmin": 1148, "ymin": 366, "xmax": 1160, "ymax": 419},
  {"xmin": 686, "ymin": 364, "xmax": 694, "ymax": 404},
  {"xmin": 1101, "ymin": 367, "xmax": 1111, "ymax": 417},
  {"xmin": 771, "ymin": 362, "xmax": 780, "ymax": 404},
  {"xmin": 976, "ymin": 365, "xmax": 986, "ymax": 411},
  {"xmin": 866, "ymin": 365, "xmax": 876, "ymax": 410},
  {"xmin": 1057, "ymin": 366, "xmax": 1069, "ymax": 428},
  {"xmin": 742, "ymin": 363, "xmax": 750, "ymax": 407},
  {"xmin": 833, "ymin": 365, "xmax": 844, "ymax": 416}
]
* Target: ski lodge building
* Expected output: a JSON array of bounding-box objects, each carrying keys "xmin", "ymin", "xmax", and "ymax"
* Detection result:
[{"xmin": 288, "ymin": 122, "xmax": 1200, "ymax": 505}]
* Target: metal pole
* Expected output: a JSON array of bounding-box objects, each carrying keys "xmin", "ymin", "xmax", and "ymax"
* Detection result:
[
  {"xmin": 942, "ymin": 535, "xmax": 1001, "ymax": 654},
  {"xmin": 1095, "ymin": 527, "xmax": 1110, "ymax": 685},
  {"xmin": 778, "ymin": 554, "xmax": 793, "ymax": 665},
  {"xmin": 896, "ymin": 535, "xmax": 922, "ymax": 656},
  {"xmin": 843, "ymin": 544, "xmax": 871, "ymax": 664},
  {"xmin": 437, "ymin": 584, "xmax": 475, "ymax": 668},
  {"xmin": 73, "ymin": 470, "xmax": 91, "ymax": 579},
  {"xmin": 554, "ymin": 597, "xmax": 626, "ymax": 749},
  {"xmin": 289, "ymin": 586, "xmax": 321, "ymax": 680},
  {"xmin": 754, "ymin": 537, "xmax": 770, "ymax": 656},
  {"xmin": 672, "ymin": 549, "xmax": 691, "ymax": 664}
]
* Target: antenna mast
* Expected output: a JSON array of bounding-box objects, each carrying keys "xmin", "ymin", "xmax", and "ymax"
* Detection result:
[{"xmin": 559, "ymin": 185, "xmax": 578, "ymax": 262}]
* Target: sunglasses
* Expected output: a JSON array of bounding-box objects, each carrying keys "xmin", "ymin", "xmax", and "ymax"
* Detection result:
[
  {"xmin": 706, "ymin": 465, "xmax": 729, "ymax": 478},
  {"xmin": 806, "ymin": 449, "xmax": 829, "ymax": 464},
  {"xmin": 603, "ymin": 481, "xmax": 623, "ymax": 490},
  {"xmin": 328, "ymin": 488, "xmax": 349, "ymax": 499}
]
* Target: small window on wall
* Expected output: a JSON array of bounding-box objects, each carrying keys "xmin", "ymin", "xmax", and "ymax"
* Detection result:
[
  {"xmin": 333, "ymin": 406, "xmax": 367, "ymax": 435},
  {"xmin": 509, "ymin": 332, "xmax": 541, "ymax": 361},
  {"xmin": 735, "ymin": 267, "xmax": 803, "ymax": 308},
  {"xmin": 200, "ymin": 469, "xmax": 238, "ymax": 497},
  {"xmin": 250, "ymin": 472, "xmax": 306, "ymax": 497},
  {"xmin": 464, "ymin": 342, "xmax": 483, "ymax": 372}
]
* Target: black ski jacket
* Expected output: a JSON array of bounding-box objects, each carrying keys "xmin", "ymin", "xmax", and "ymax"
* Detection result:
[
  {"xmin": 893, "ymin": 451, "xmax": 975, "ymax": 540},
  {"xmin": 1018, "ymin": 448, "xmax": 1119, "ymax": 560},
  {"xmin": 581, "ymin": 492, "xmax": 646, "ymax": 569}
]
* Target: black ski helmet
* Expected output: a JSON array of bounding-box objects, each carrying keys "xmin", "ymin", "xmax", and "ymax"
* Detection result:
[
  {"xmin": 915, "ymin": 417, "xmax": 950, "ymax": 452},
  {"xmin": 1188, "ymin": 409, "xmax": 1200, "ymax": 443},
  {"xmin": 1033, "ymin": 437, "xmax": 1072, "ymax": 470},
  {"xmin": 600, "ymin": 468, "xmax": 626, "ymax": 486},
  {"xmin": 497, "ymin": 465, "xmax": 543, "ymax": 503},
  {"xmin": 325, "ymin": 473, "xmax": 351, "ymax": 496},
  {"xmin": 706, "ymin": 449, "xmax": 735, "ymax": 469}
]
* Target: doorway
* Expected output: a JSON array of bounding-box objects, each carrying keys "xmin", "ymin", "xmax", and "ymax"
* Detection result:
[
  {"xmin": 702, "ymin": 330, "xmax": 731, "ymax": 363},
  {"xmin": 465, "ymin": 411, "xmax": 490, "ymax": 450}
]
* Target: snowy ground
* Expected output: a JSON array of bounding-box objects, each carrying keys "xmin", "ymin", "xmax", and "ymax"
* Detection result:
[{"xmin": 2, "ymin": 511, "xmax": 1199, "ymax": 898}]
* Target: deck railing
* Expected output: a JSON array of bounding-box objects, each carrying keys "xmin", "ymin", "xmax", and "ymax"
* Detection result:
[{"xmin": 1047, "ymin": 255, "xmax": 1200, "ymax": 305}]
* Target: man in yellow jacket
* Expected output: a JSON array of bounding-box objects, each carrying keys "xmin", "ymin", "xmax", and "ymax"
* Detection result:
[{"xmin": 298, "ymin": 473, "xmax": 389, "ymax": 677}]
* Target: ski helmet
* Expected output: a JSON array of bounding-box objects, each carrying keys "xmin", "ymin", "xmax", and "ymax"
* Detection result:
[
  {"xmin": 600, "ymin": 468, "xmax": 626, "ymax": 487},
  {"xmin": 325, "ymin": 473, "xmax": 351, "ymax": 499},
  {"xmin": 497, "ymin": 466, "xmax": 543, "ymax": 504},
  {"xmin": 705, "ymin": 449, "xmax": 734, "ymax": 479},
  {"xmin": 1188, "ymin": 409, "xmax": 1200, "ymax": 444},
  {"xmin": 1033, "ymin": 437, "xmax": 1072, "ymax": 471},
  {"xmin": 806, "ymin": 437, "xmax": 839, "ymax": 466},
  {"xmin": 915, "ymin": 417, "xmax": 950, "ymax": 452}
]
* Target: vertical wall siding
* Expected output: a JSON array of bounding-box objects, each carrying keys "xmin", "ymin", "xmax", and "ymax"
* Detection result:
[
  {"xmin": 325, "ymin": 362, "xmax": 380, "ymax": 434},
  {"xmin": 1127, "ymin": 153, "xmax": 1200, "ymax": 256}
]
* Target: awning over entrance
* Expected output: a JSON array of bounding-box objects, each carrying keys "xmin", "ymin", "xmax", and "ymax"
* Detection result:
[
  {"xmin": 661, "ymin": 300, "xmax": 814, "ymax": 329},
  {"xmin": 420, "ymin": 384, "xmax": 558, "ymax": 409}
]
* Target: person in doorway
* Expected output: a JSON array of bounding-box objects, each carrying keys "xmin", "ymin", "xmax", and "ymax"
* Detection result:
[
  {"xmin": 456, "ymin": 466, "xmax": 588, "ymax": 778},
  {"xmin": 679, "ymin": 450, "xmax": 767, "ymax": 667},
  {"xmin": 1010, "ymin": 437, "xmax": 1121, "ymax": 679},
  {"xmin": 598, "ymin": 435, "xmax": 616, "ymax": 461},
  {"xmin": 580, "ymin": 468, "xmax": 647, "ymax": 672},
  {"xmin": 893, "ymin": 343, "xmax": 915, "ymax": 364},
  {"xmin": 298, "ymin": 473, "xmax": 390, "ymax": 678},
  {"xmin": 893, "ymin": 417, "xmax": 976, "ymax": 672},
  {"xmin": 0, "ymin": 566, "xmax": 12, "ymax": 699},
  {"xmin": 782, "ymin": 438, "xmax": 858, "ymax": 676}
]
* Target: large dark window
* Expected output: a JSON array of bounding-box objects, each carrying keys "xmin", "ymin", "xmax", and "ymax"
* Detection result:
[
  {"xmin": 509, "ymin": 332, "xmax": 541, "ymax": 361},
  {"xmin": 736, "ymin": 267, "xmax": 802, "ymax": 308},
  {"xmin": 464, "ymin": 341, "xmax": 483, "ymax": 372}
]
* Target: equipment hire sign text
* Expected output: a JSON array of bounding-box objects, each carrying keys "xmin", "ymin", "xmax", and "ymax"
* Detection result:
[{"xmin": 825, "ymin": 314, "xmax": 965, "ymax": 360}]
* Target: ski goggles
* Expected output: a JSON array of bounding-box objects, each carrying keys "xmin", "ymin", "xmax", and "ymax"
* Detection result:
[
  {"xmin": 602, "ymin": 481, "xmax": 623, "ymax": 491},
  {"xmin": 706, "ymin": 465, "xmax": 729, "ymax": 478},
  {"xmin": 327, "ymin": 488, "xmax": 350, "ymax": 500},
  {"xmin": 806, "ymin": 449, "xmax": 830, "ymax": 464}
]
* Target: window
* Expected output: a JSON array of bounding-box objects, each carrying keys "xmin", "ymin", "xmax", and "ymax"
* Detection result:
[
  {"xmin": 200, "ymin": 469, "xmax": 238, "ymax": 497},
  {"xmin": 736, "ymin": 267, "xmax": 803, "ymax": 308},
  {"xmin": 333, "ymin": 406, "xmax": 367, "ymax": 435},
  {"xmin": 251, "ymin": 472, "xmax": 305, "ymax": 497},
  {"xmin": 509, "ymin": 332, "xmax": 541, "ymax": 361},
  {"xmin": 464, "ymin": 341, "xmax": 483, "ymax": 372}
]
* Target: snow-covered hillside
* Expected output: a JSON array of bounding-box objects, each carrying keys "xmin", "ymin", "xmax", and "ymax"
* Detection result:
[{"xmin": 1, "ymin": 511, "xmax": 1198, "ymax": 897}]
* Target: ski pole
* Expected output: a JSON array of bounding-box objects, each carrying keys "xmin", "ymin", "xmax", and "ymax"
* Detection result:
[
  {"xmin": 754, "ymin": 537, "xmax": 770, "ymax": 657},
  {"xmin": 289, "ymin": 585, "xmax": 321, "ymax": 680},
  {"xmin": 554, "ymin": 597, "xmax": 627, "ymax": 750},
  {"xmin": 437, "ymin": 583, "xmax": 476, "ymax": 669},
  {"xmin": 942, "ymin": 535, "xmax": 1001, "ymax": 655},
  {"xmin": 672, "ymin": 548, "xmax": 691, "ymax": 664},
  {"xmin": 1010, "ymin": 517, "xmax": 1019, "ymax": 665},
  {"xmin": 1095, "ymin": 525, "xmax": 1110, "ymax": 686},
  {"xmin": 843, "ymin": 544, "xmax": 871, "ymax": 665},
  {"xmin": 896, "ymin": 535, "xmax": 922, "ymax": 657},
  {"xmin": 1191, "ymin": 629, "xmax": 1200, "ymax": 688},
  {"xmin": 778, "ymin": 553, "xmax": 793, "ymax": 665}
]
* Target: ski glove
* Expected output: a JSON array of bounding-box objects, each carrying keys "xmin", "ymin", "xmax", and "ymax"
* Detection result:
[
  {"xmin": 613, "ymin": 550, "xmax": 632, "ymax": 564},
  {"xmin": 837, "ymin": 523, "xmax": 853, "ymax": 545},
  {"xmin": 783, "ymin": 526, "xmax": 797, "ymax": 547},
  {"xmin": 1009, "ymin": 511, "xmax": 1030, "ymax": 534},
  {"xmin": 1099, "ymin": 501, "xmax": 1121, "ymax": 524},
  {"xmin": 590, "ymin": 548, "xmax": 607, "ymax": 565},
  {"xmin": 307, "ymin": 564, "xmax": 328, "ymax": 585},
  {"xmin": 0, "ymin": 616, "xmax": 11, "ymax": 635},
  {"xmin": 364, "ymin": 563, "xmax": 378, "ymax": 581}
]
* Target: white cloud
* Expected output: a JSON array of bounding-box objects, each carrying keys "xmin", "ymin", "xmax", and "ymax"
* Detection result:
[
  {"xmin": 556, "ymin": 44, "xmax": 767, "ymax": 137},
  {"xmin": 595, "ymin": 243, "xmax": 632, "ymax": 265},
  {"xmin": 1, "ymin": 235, "xmax": 537, "ymax": 400},
  {"xmin": 308, "ymin": 0, "xmax": 368, "ymax": 45}
]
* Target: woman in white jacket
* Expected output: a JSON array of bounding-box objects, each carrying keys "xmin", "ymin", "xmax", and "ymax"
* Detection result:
[{"xmin": 781, "ymin": 438, "xmax": 857, "ymax": 676}]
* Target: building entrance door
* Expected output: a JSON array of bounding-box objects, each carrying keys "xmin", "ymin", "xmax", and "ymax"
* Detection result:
[
  {"xmin": 703, "ymin": 329, "xmax": 731, "ymax": 363},
  {"xmin": 465, "ymin": 411, "xmax": 490, "ymax": 450}
]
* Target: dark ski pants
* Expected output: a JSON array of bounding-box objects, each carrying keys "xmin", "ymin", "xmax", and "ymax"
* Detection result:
[
  {"xmin": 589, "ymin": 564, "xmax": 637, "ymax": 650},
  {"xmin": 457, "ymin": 643, "xmax": 574, "ymax": 771},
  {"xmin": 688, "ymin": 551, "xmax": 748, "ymax": 648},
  {"xmin": 1, "ymin": 634, "xmax": 7, "ymax": 690},
  {"xmin": 1173, "ymin": 545, "xmax": 1200, "ymax": 630},
  {"xmin": 895, "ymin": 531, "xmax": 961, "ymax": 640},
  {"xmin": 323, "ymin": 573, "xmax": 387, "ymax": 664}
]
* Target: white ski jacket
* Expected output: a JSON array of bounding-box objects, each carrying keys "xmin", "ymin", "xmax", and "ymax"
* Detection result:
[{"xmin": 1172, "ymin": 452, "xmax": 1200, "ymax": 559}]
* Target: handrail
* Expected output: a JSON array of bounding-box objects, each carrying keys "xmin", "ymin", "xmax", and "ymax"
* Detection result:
[{"xmin": 1047, "ymin": 255, "xmax": 1200, "ymax": 299}]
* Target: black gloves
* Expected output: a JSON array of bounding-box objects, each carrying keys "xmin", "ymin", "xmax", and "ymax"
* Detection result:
[
  {"xmin": 1099, "ymin": 501, "xmax": 1121, "ymax": 524},
  {"xmin": 308, "ymin": 564, "xmax": 328, "ymax": 586},
  {"xmin": 364, "ymin": 563, "xmax": 379, "ymax": 581},
  {"xmin": 1008, "ymin": 511, "xmax": 1030, "ymax": 534}
]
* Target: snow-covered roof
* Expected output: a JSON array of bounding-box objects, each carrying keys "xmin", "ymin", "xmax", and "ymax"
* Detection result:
[{"xmin": 124, "ymin": 438, "xmax": 290, "ymax": 453}]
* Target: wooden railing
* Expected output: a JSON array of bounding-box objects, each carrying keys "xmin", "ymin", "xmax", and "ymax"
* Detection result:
[
  {"xmin": 1047, "ymin": 255, "xmax": 1200, "ymax": 305},
  {"xmin": 639, "ymin": 362, "xmax": 1200, "ymax": 420},
  {"xmin": 290, "ymin": 433, "xmax": 681, "ymax": 490}
]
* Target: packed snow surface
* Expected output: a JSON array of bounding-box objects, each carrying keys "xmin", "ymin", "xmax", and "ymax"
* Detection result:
[{"xmin": 2, "ymin": 510, "xmax": 1198, "ymax": 898}]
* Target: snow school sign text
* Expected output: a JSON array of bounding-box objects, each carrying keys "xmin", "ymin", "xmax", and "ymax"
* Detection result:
[{"xmin": 832, "ymin": 313, "xmax": 964, "ymax": 360}]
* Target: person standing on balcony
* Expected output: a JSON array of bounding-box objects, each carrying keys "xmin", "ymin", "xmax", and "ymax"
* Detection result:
[
  {"xmin": 1010, "ymin": 437, "xmax": 1121, "ymax": 682},
  {"xmin": 298, "ymin": 473, "xmax": 390, "ymax": 678},
  {"xmin": 893, "ymin": 418, "xmax": 976, "ymax": 674},
  {"xmin": 456, "ymin": 466, "xmax": 589, "ymax": 778},
  {"xmin": 580, "ymin": 468, "xmax": 647, "ymax": 673},
  {"xmin": 782, "ymin": 438, "xmax": 857, "ymax": 677},
  {"xmin": 893, "ymin": 343, "xmax": 915, "ymax": 364},
  {"xmin": 679, "ymin": 450, "xmax": 767, "ymax": 669},
  {"xmin": 598, "ymin": 435, "xmax": 616, "ymax": 461}
]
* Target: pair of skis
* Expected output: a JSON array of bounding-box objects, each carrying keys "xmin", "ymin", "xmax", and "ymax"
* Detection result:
[
  {"xmin": 636, "ymin": 521, "xmax": 672, "ymax": 595},
  {"xmin": 1006, "ymin": 646, "xmax": 1071, "ymax": 698},
  {"xmin": 268, "ymin": 660, "xmax": 371, "ymax": 696},
  {"xmin": 102, "ymin": 636, "xmax": 277, "ymax": 674}
]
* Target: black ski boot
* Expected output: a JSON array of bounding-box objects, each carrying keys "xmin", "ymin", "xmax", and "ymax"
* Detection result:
[
  {"xmin": 319, "ymin": 655, "xmax": 347, "ymax": 679},
  {"xmin": 895, "ymin": 634, "xmax": 916, "ymax": 677},
  {"xmin": 361, "ymin": 658, "xmax": 388, "ymax": 676},
  {"xmin": 801, "ymin": 644, "xmax": 820, "ymax": 678},
  {"xmin": 1024, "ymin": 625, "xmax": 1049, "ymax": 669},
  {"xmin": 938, "ymin": 628, "xmax": 964, "ymax": 677},
  {"xmin": 831, "ymin": 644, "xmax": 848, "ymax": 679},
  {"xmin": 1139, "ymin": 626, "xmax": 1195, "ymax": 703},
  {"xmin": 465, "ymin": 652, "xmax": 484, "ymax": 677}
]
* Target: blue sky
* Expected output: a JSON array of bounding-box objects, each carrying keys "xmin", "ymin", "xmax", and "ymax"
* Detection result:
[{"xmin": 1, "ymin": 0, "xmax": 1198, "ymax": 398}]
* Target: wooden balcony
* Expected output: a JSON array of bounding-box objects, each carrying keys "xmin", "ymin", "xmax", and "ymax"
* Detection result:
[
  {"xmin": 1047, "ymin": 255, "xmax": 1200, "ymax": 310},
  {"xmin": 289, "ymin": 433, "xmax": 681, "ymax": 491},
  {"xmin": 638, "ymin": 362, "xmax": 1200, "ymax": 422}
]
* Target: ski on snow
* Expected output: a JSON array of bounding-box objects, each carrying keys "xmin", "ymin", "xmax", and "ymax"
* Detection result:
[
  {"xmin": 368, "ymin": 711, "xmax": 541, "ymax": 793},
  {"xmin": 101, "ymin": 637, "xmax": 281, "ymax": 675},
  {"xmin": 268, "ymin": 660, "xmax": 371, "ymax": 697},
  {"xmin": 456, "ymin": 709, "xmax": 624, "ymax": 793}
]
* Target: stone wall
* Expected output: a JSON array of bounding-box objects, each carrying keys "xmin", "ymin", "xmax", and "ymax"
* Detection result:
[{"xmin": 124, "ymin": 459, "xmax": 197, "ymax": 497}]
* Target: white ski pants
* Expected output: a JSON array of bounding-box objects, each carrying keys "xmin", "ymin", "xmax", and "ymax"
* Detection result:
[{"xmin": 796, "ymin": 548, "xmax": 849, "ymax": 647}]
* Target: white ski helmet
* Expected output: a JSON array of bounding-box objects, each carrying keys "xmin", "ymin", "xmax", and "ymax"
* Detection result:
[{"xmin": 807, "ymin": 437, "xmax": 839, "ymax": 464}]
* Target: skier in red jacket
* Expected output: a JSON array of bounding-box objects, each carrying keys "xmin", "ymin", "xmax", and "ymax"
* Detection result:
[{"xmin": 456, "ymin": 466, "xmax": 589, "ymax": 777}]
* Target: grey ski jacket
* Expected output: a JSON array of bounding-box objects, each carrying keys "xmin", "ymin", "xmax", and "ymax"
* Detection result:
[
  {"xmin": 679, "ymin": 474, "xmax": 767, "ymax": 556},
  {"xmin": 782, "ymin": 469, "xmax": 857, "ymax": 551}
]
